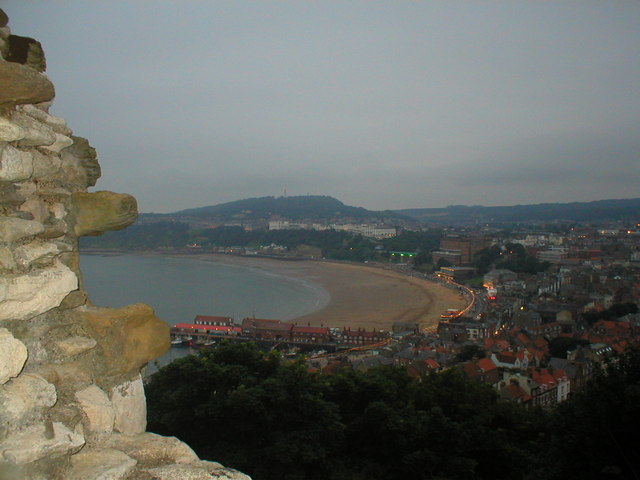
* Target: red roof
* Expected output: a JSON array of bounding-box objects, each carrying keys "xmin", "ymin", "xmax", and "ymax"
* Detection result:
[
  {"xmin": 503, "ymin": 383, "xmax": 531, "ymax": 402},
  {"xmin": 292, "ymin": 326, "xmax": 329, "ymax": 335},
  {"xmin": 477, "ymin": 357, "xmax": 497, "ymax": 372},
  {"xmin": 425, "ymin": 359, "xmax": 440, "ymax": 369},
  {"xmin": 173, "ymin": 323, "xmax": 241, "ymax": 333},
  {"xmin": 531, "ymin": 368, "xmax": 557, "ymax": 389}
]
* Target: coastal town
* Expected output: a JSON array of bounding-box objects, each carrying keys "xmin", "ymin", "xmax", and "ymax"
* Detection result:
[{"xmin": 168, "ymin": 219, "xmax": 640, "ymax": 409}]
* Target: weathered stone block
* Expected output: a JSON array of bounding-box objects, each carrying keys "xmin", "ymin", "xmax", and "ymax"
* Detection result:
[
  {"xmin": 0, "ymin": 261, "xmax": 78, "ymax": 321},
  {"xmin": 30, "ymin": 149, "xmax": 62, "ymax": 179},
  {"xmin": 42, "ymin": 132, "xmax": 73, "ymax": 154},
  {"xmin": 111, "ymin": 375, "xmax": 146, "ymax": 435},
  {"xmin": 70, "ymin": 191, "xmax": 137, "ymax": 237},
  {"xmin": 68, "ymin": 448, "xmax": 137, "ymax": 480},
  {"xmin": 13, "ymin": 240, "xmax": 59, "ymax": 269},
  {"xmin": 61, "ymin": 136, "xmax": 101, "ymax": 187},
  {"xmin": 0, "ymin": 373, "xmax": 56, "ymax": 428},
  {"xmin": 0, "ymin": 116, "xmax": 25, "ymax": 141},
  {"xmin": 0, "ymin": 328, "xmax": 27, "ymax": 384},
  {"xmin": 0, "ymin": 181, "xmax": 25, "ymax": 207},
  {"xmin": 0, "ymin": 144, "xmax": 33, "ymax": 182},
  {"xmin": 18, "ymin": 104, "xmax": 71, "ymax": 136},
  {"xmin": 0, "ymin": 422, "xmax": 84, "ymax": 465},
  {"xmin": 0, "ymin": 247, "xmax": 15, "ymax": 271},
  {"xmin": 143, "ymin": 461, "xmax": 252, "ymax": 480},
  {"xmin": 55, "ymin": 335, "xmax": 96, "ymax": 357},
  {"xmin": 79, "ymin": 303, "xmax": 170, "ymax": 377},
  {"xmin": 0, "ymin": 60, "xmax": 55, "ymax": 108},
  {"xmin": 13, "ymin": 111, "xmax": 56, "ymax": 147},
  {"xmin": 0, "ymin": 216, "xmax": 44, "ymax": 244},
  {"xmin": 75, "ymin": 385, "xmax": 115, "ymax": 441},
  {"xmin": 106, "ymin": 432, "xmax": 199, "ymax": 465}
]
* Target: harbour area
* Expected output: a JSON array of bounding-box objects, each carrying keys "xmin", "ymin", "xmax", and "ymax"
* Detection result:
[{"xmin": 170, "ymin": 314, "xmax": 392, "ymax": 354}]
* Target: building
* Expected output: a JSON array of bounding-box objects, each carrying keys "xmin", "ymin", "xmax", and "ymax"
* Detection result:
[
  {"xmin": 437, "ymin": 266, "xmax": 476, "ymax": 282},
  {"xmin": 241, "ymin": 317, "xmax": 293, "ymax": 341},
  {"xmin": 432, "ymin": 234, "xmax": 491, "ymax": 266},
  {"xmin": 340, "ymin": 328, "xmax": 389, "ymax": 346},
  {"xmin": 291, "ymin": 325, "xmax": 330, "ymax": 344},
  {"xmin": 193, "ymin": 315, "xmax": 233, "ymax": 326}
]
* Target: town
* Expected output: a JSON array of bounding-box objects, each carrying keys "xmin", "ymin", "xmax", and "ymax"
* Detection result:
[{"xmin": 169, "ymin": 219, "xmax": 640, "ymax": 410}]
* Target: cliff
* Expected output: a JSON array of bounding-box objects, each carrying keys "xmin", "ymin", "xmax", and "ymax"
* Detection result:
[{"xmin": 0, "ymin": 9, "xmax": 249, "ymax": 480}]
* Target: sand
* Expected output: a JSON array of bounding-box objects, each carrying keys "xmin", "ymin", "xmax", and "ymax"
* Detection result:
[{"xmin": 181, "ymin": 254, "xmax": 468, "ymax": 331}]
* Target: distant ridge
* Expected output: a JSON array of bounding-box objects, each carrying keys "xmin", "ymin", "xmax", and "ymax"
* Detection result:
[
  {"xmin": 395, "ymin": 197, "xmax": 640, "ymax": 224},
  {"xmin": 144, "ymin": 195, "xmax": 405, "ymax": 223}
]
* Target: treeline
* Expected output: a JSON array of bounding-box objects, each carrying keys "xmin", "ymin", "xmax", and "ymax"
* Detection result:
[
  {"xmin": 80, "ymin": 223, "xmax": 441, "ymax": 263},
  {"xmin": 146, "ymin": 342, "xmax": 640, "ymax": 480}
]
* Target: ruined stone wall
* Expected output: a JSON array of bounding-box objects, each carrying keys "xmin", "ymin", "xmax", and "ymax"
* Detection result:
[{"xmin": 0, "ymin": 10, "xmax": 249, "ymax": 480}]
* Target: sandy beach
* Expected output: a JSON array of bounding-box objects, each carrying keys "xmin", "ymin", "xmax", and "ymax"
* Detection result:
[{"xmin": 179, "ymin": 254, "xmax": 468, "ymax": 331}]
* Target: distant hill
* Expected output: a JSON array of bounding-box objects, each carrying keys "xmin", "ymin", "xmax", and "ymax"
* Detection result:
[
  {"xmin": 395, "ymin": 198, "xmax": 640, "ymax": 224},
  {"xmin": 143, "ymin": 195, "xmax": 408, "ymax": 224}
]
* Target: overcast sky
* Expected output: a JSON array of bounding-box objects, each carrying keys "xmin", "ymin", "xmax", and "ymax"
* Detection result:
[{"xmin": 4, "ymin": 2, "xmax": 639, "ymax": 213}]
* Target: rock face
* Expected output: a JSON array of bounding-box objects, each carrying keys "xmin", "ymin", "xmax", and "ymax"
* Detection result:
[{"xmin": 0, "ymin": 9, "xmax": 250, "ymax": 480}]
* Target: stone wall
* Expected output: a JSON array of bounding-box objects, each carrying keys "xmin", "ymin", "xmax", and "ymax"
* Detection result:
[{"xmin": 0, "ymin": 10, "xmax": 249, "ymax": 480}]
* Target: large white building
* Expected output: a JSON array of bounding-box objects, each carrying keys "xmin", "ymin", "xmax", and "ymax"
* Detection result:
[{"xmin": 268, "ymin": 220, "xmax": 396, "ymax": 239}]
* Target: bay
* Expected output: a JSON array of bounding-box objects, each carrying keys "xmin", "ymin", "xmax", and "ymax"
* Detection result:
[{"xmin": 79, "ymin": 253, "xmax": 330, "ymax": 371}]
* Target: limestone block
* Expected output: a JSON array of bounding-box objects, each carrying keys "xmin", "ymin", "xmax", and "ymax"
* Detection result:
[
  {"xmin": 106, "ymin": 432, "xmax": 199, "ymax": 465},
  {"xmin": 111, "ymin": 374, "xmax": 146, "ymax": 434},
  {"xmin": 0, "ymin": 116, "xmax": 25, "ymax": 141},
  {"xmin": 0, "ymin": 216, "xmax": 44, "ymax": 244},
  {"xmin": 39, "ymin": 360, "xmax": 92, "ymax": 388},
  {"xmin": 55, "ymin": 335, "xmax": 96, "ymax": 356},
  {"xmin": 75, "ymin": 385, "xmax": 115, "ymax": 440},
  {"xmin": 0, "ymin": 247, "xmax": 15, "ymax": 270},
  {"xmin": 0, "ymin": 144, "xmax": 33, "ymax": 182},
  {"xmin": 18, "ymin": 196, "xmax": 50, "ymax": 225},
  {"xmin": 68, "ymin": 448, "xmax": 137, "ymax": 480},
  {"xmin": 0, "ymin": 374, "xmax": 56, "ymax": 428},
  {"xmin": 18, "ymin": 104, "xmax": 72, "ymax": 136},
  {"xmin": 40, "ymin": 218, "xmax": 68, "ymax": 239},
  {"xmin": 13, "ymin": 240, "xmax": 59, "ymax": 269},
  {"xmin": 0, "ymin": 328, "xmax": 27, "ymax": 384},
  {"xmin": 71, "ymin": 191, "xmax": 138, "ymax": 237},
  {"xmin": 31, "ymin": 149, "xmax": 62, "ymax": 179},
  {"xmin": 0, "ymin": 421, "xmax": 84, "ymax": 464},
  {"xmin": 13, "ymin": 111, "xmax": 56, "ymax": 147},
  {"xmin": 42, "ymin": 132, "xmax": 73, "ymax": 154},
  {"xmin": 49, "ymin": 201, "xmax": 66, "ymax": 220},
  {"xmin": 15, "ymin": 180, "xmax": 36, "ymax": 200},
  {"xmin": 0, "ymin": 261, "xmax": 78, "ymax": 321},
  {"xmin": 143, "ymin": 461, "xmax": 252, "ymax": 480},
  {"xmin": 0, "ymin": 60, "xmax": 55, "ymax": 108},
  {"xmin": 79, "ymin": 304, "xmax": 170, "ymax": 377},
  {"xmin": 0, "ymin": 181, "xmax": 25, "ymax": 206}
]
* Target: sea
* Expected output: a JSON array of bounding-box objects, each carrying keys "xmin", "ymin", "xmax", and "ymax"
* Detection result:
[{"xmin": 80, "ymin": 253, "xmax": 330, "ymax": 371}]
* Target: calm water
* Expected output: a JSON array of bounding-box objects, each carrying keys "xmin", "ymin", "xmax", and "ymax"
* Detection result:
[{"xmin": 80, "ymin": 254, "xmax": 330, "ymax": 371}]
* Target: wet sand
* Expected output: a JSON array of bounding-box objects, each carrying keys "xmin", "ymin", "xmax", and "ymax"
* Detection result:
[{"xmin": 179, "ymin": 254, "xmax": 468, "ymax": 331}]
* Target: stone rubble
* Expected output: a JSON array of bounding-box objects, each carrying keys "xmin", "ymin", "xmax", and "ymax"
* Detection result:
[{"xmin": 0, "ymin": 8, "xmax": 250, "ymax": 479}]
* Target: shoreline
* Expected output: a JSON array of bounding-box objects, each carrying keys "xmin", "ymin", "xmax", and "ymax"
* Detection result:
[{"xmin": 104, "ymin": 250, "xmax": 468, "ymax": 331}]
